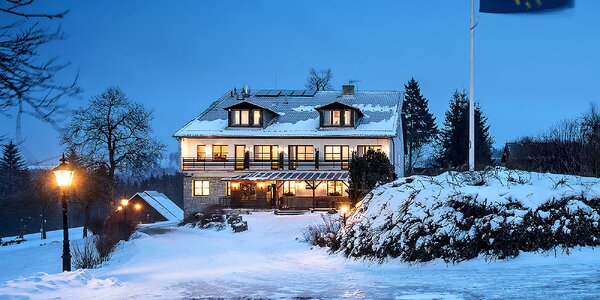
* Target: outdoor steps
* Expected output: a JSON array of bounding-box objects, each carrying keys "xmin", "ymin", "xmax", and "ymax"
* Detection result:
[{"xmin": 274, "ymin": 210, "xmax": 307, "ymax": 215}]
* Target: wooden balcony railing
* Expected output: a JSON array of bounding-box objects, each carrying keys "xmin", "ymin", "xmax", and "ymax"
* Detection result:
[{"xmin": 181, "ymin": 157, "xmax": 350, "ymax": 171}]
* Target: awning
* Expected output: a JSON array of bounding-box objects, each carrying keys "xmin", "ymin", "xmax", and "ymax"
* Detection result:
[{"xmin": 222, "ymin": 171, "xmax": 349, "ymax": 182}]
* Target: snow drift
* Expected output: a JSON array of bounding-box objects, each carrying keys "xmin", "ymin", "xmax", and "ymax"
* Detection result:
[{"xmin": 333, "ymin": 168, "xmax": 600, "ymax": 262}]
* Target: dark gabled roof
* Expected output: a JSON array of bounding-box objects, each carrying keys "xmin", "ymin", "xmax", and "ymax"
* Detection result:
[
  {"xmin": 314, "ymin": 101, "xmax": 365, "ymax": 116},
  {"xmin": 222, "ymin": 101, "xmax": 279, "ymax": 115}
]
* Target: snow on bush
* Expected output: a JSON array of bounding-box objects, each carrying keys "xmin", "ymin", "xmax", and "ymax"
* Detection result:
[{"xmin": 332, "ymin": 168, "xmax": 600, "ymax": 263}]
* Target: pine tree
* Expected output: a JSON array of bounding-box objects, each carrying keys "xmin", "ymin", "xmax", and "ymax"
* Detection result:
[
  {"xmin": 348, "ymin": 150, "xmax": 396, "ymax": 205},
  {"xmin": 0, "ymin": 140, "xmax": 29, "ymax": 200},
  {"xmin": 436, "ymin": 90, "xmax": 493, "ymax": 169},
  {"xmin": 402, "ymin": 78, "xmax": 438, "ymax": 175}
]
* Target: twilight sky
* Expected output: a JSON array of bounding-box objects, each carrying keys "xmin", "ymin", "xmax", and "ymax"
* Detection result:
[{"xmin": 2, "ymin": 0, "xmax": 599, "ymax": 165}]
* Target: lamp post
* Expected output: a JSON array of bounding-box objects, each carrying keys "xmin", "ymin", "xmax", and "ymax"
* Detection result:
[
  {"xmin": 340, "ymin": 204, "xmax": 349, "ymax": 227},
  {"xmin": 53, "ymin": 154, "xmax": 75, "ymax": 272},
  {"xmin": 120, "ymin": 199, "xmax": 129, "ymax": 223}
]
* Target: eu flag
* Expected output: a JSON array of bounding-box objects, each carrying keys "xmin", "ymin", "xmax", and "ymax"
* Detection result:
[{"xmin": 480, "ymin": 0, "xmax": 574, "ymax": 14}]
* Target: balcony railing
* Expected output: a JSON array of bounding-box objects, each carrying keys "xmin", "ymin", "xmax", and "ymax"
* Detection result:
[{"xmin": 181, "ymin": 157, "xmax": 350, "ymax": 171}]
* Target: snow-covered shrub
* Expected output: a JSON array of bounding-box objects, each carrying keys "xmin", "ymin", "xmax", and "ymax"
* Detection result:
[
  {"xmin": 302, "ymin": 214, "xmax": 341, "ymax": 247},
  {"xmin": 332, "ymin": 168, "xmax": 600, "ymax": 263}
]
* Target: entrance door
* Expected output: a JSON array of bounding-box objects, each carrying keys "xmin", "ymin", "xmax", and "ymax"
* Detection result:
[{"xmin": 235, "ymin": 145, "xmax": 245, "ymax": 170}]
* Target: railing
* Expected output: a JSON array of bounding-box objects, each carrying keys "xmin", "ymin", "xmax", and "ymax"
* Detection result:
[{"xmin": 181, "ymin": 157, "xmax": 350, "ymax": 171}]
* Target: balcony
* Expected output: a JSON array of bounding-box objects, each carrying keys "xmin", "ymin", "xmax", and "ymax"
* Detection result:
[{"xmin": 181, "ymin": 157, "xmax": 350, "ymax": 172}]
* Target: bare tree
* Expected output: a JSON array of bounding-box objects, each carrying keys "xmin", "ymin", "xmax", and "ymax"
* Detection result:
[
  {"xmin": 0, "ymin": 0, "xmax": 80, "ymax": 137},
  {"xmin": 305, "ymin": 68, "xmax": 333, "ymax": 91},
  {"xmin": 62, "ymin": 87, "xmax": 166, "ymax": 205}
]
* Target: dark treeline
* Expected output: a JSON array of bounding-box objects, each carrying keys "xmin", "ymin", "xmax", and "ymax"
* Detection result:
[
  {"xmin": 504, "ymin": 104, "xmax": 600, "ymax": 177},
  {"xmin": 0, "ymin": 140, "xmax": 181, "ymax": 238}
]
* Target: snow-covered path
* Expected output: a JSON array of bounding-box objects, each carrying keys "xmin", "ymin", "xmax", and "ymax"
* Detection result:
[{"xmin": 1, "ymin": 212, "xmax": 600, "ymax": 299}]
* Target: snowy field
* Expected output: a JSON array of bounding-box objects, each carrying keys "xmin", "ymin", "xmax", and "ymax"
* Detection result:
[{"xmin": 1, "ymin": 212, "xmax": 600, "ymax": 299}]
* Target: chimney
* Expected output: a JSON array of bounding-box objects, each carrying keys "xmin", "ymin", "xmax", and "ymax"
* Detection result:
[
  {"xmin": 242, "ymin": 85, "xmax": 250, "ymax": 98},
  {"xmin": 342, "ymin": 85, "xmax": 354, "ymax": 96}
]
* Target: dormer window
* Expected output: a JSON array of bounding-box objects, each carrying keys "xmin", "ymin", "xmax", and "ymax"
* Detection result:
[
  {"xmin": 225, "ymin": 101, "xmax": 278, "ymax": 128},
  {"xmin": 231, "ymin": 109, "xmax": 260, "ymax": 126},
  {"xmin": 322, "ymin": 109, "xmax": 353, "ymax": 127},
  {"xmin": 317, "ymin": 102, "xmax": 362, "ymax": 128}
]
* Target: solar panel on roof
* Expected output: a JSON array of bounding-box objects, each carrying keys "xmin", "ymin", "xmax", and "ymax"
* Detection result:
[
  {"xmin": 302, "ymin": 90, "xmax": 317, "ymax": 97},
  {"xmin": 281, "ymin": 90, "xmax": 294, "ymax": 96},
  {"xmin": 255, "ymin": 90, "xmax": 270, "ymax": 96},
  {"xmin": 291, "ymin": 90, "xmax": 305, "ymax": 96},
  {"xmin": 267, "ymin": 90, "xmax": 281, "ymax": 96}
]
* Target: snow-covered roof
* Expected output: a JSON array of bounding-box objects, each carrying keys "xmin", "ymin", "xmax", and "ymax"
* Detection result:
[
  {"xmin": 132, "ymin": 191, "xmax": 183, "ymax": 222},
  {"xmin": 174, "ymin": 89, "xmax": 403, "ymax": 138}
]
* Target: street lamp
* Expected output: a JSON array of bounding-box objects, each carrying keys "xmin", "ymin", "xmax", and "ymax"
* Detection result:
[
  {"xmin": 340, "ymin": 204, "xmax": 350, "ymax": 227},
  {"xmin": 53, "ymin": 154, "xmax": 74, "ymax": 272}
]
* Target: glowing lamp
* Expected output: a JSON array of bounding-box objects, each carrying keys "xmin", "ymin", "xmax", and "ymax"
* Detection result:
[
  {"xmin": 134, "ymin": 203, "xmax": 142, "ymax": 211},
  {"xmin": 120, "ymin": 199, "xmax": 129, "ymax": 206},
  {"xmin": 258, "ymin": 182, "xmax": 265, "ymax": 189},
  {"xmin": 53, "ymin": 154, "xmax": 74, "ymax": 188},
  {"xmin": 231, "ymin": 182, "xmax": 239, "ymax": 190},
  {"xmin": 117, "ymin": 205, "xmax": 123, "ymax": 211},
  {"xmin": 340, "ymin": 205, "xmax": 350, "ymax": 215}
]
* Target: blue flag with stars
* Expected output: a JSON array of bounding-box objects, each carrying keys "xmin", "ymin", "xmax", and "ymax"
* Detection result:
[{"xmin": 480, "ymin": 0, "xmax": 573, "ymax": 13}]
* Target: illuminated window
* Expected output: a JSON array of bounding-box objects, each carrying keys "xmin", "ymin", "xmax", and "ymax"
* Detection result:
[
  {"xmin": 254, "ymin": 145, "xmax": 276, "ymax": 161},
  {"xmin": 225, "ymin": 182, "xmax": 231, "ymax": 196},
  {"xmin": 327, "ymin": 181, "xmax": 344, "ymax": 196},
  {"xmin": 197, "ymin": 145, "xmax": 206, "ymax": 160},
  {"xmin": 322, "ymin": 109, "xmax": 353, "ymax": 127},
  {"xmin": 283, "ymin": 181, "xmax": 296, "ymax": 195},
  {"xmin": 357, "ymin": 145, "xmax": 382, "ymax": 156},
  {"xmin": 193, "ymin": 180, "xmax": 210, "ymax": 196},
  {"xmin": 241, "ymin": 110, "xmax": 249, "ymax": 125},
  {"xmin": 253, "ymin": 110, "xmax": 261, "ymax": 126},
  {"xmin": 212, "ymin": 145, "xmax": 228, "ymax": 161},
  {"xmin": 325, "ymin": 145, "xmax": 349, "ymax": 169},
  {"xmin": 332, "ymin": 110, "xmax": 341, "ymax": 125}
]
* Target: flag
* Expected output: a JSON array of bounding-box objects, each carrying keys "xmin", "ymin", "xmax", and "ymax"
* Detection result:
[{"xmin": 480, "ymin": 0, "xmax": 574, "ymax": 13}]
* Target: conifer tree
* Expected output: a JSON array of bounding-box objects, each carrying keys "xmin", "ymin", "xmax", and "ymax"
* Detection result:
[
  {"xmin": 348, "ymin": 150, "xmax": 396, "ymax": 205},
  {"xmin": 436, "ymin": 90, "xmax": 493, "ymax": 169},
  {"xmin": 402, "ymin": 78, "xmax": 437, "ymax": 175},
  {"xmin": 0, "ymin": 140, "xmax": 29, "ymax": 199}
]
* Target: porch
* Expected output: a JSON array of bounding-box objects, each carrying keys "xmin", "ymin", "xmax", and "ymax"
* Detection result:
[{"xmin": 221, "ymin": 171, "xmax": 351, "ymax": 210}]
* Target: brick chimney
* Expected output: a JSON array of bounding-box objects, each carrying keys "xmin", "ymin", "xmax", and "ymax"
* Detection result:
[{"xmin": 342, "ymin": 85, "xmax": 354, "ymax": 96}]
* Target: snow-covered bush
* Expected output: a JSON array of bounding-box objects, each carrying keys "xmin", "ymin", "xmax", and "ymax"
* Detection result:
[
  {"xmin": 302, "ymin": 214, "xmax": 341, "ymax": 247},
  {"xmin": 332, "ymin": 168, "xmax": 600, "ymax": 263}
]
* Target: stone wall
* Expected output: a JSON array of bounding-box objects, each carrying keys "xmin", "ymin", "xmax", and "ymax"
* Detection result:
[{"xmin": 183, "ymin": 175, "xmax": 226, "ymax": 217}]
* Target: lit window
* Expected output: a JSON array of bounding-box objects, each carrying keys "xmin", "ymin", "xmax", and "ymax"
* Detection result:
[
  {"xmin": 253, "ymin": 110, "xmax": 261, "ymax": 126},
  {"xmin": 231, "ymin": 109, "xmax": 253, "ymax": 126},
  {"xmin": 197, "ymin": 145, "xmax": 206, "ymax": 160},
  {"xmin": 327, "ymin": 181, "xmax": 344, "ymax": 196},
  {"xmin": 283, "ymin": 181, "xmax": 296, "ymax": 195},
  {"xmin": 344, "ymin": 110, "xmax": 352, "ymax": 126},
  {"xmin": 332, "ymin": 110, "xmax": 341, "ymax": 125},
  {"xmin": 325, "ymin": 145, "xmax": 350, "ymax": 169},
  {"xmin": 357, "ymin": 145, "xmax": 383, "ymax": 157},
  {"xmin": 225, "ymin": 182, "xmax": 231, "ymax": 196},
  {"xmin": 241, "ymin": 110, "xmax": 249, "ymax": 125},
  {"xmin": 254, "ymin": 145, "xmax": 276, "ymax": 161},
  {"xmin": 212, "ymin": 145, "xmax": 228, "ymax": 161},
  {"xmin": 193, "ymin": 180, "xmax": 210, "ymax": 196}
]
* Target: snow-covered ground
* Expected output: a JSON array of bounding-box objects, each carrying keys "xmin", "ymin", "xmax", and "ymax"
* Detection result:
[{"xmin": 1, "ymin": 212, "xmax": 600, "ymax": 299}]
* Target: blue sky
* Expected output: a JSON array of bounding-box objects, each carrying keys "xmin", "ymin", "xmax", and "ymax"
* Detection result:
[{"xmin": 2, "ymin": 0, "xmax": 599, "ymax": 164}]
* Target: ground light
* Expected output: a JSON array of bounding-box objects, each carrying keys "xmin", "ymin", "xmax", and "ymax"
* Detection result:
[
  {"xmin": 52, "ymin": 154, "xmax": 75, "ymax": 272},
  {"xmin": 339, "ymin": 204, "xmax": 350, "ymax": 227}
]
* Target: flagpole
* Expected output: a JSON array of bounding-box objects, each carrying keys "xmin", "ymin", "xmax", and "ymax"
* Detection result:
[{"xmin": 469, "ymin": 0, "xmax": 476, "ymax": 171}]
